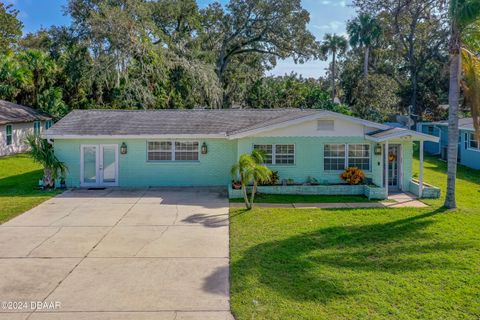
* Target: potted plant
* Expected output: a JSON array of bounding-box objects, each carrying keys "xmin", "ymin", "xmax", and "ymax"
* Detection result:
[
  {"xmin": 287, "ymin": 178, "xmax": 295, "ymax": 185},
  {"xmin": 306, "ymin": 176, "xmax": 320, "ymax": 185},
  {"xmin": 340, "ymin": 167, "xmax": 365, "ymax": 185},
  {"xmin": 232, "ymin": 180, "xmax": 242, "ymax": 190}
]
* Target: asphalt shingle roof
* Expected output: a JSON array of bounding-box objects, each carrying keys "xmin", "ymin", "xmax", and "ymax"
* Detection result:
[
  {"xmin": 0, "ymin": 100, "xmax": 51, "ymax": 125},
  {"xmin": 46, "ymin": 109, "xmax": 322, "ymax": 136}
]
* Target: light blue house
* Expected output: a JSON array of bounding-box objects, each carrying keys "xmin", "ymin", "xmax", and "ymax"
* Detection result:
[
  {"xmin": 417, "ymin": 118, "xmax": 480, "ymax": 170},
  {"xmin": 45, "ymin": 109, "xmax": 440, "ymax": 199}
]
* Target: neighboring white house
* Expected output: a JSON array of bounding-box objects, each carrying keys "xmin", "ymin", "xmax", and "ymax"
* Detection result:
[{"xmin": 0, "ymin": 100, "xmax": 52, "ymax": 157}]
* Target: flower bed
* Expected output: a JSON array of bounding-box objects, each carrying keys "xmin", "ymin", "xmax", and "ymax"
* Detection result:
[{"xmin": 409, "ymin": 179, "xmax": 441, "ymax": 199}]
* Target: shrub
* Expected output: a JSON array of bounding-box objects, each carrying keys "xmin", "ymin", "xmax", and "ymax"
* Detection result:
[{"xmin": 341, "ymin": 167, "xmax": 365, "ymax": 185}]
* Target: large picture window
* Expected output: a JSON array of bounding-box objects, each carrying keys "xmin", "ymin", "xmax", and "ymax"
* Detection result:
[
  {"xmin": 324, "ymin": 144, "xmax": 371, "ymax": 171},
  {"xmin": 324, "ymin": 144, "xmax": 346, "ymax": 171},
  {"xmin": 348, "ymin": 144, "xmax": 371, "ymax": 171},
  {"xmin": 147, "ymin": 141, "xmax": 198, "ymax": 161},
  {"xmin": 253, "ymin": 144, "xmax": 294, "ymax": 165},
  {"xmin": 469, "ymin": 133, "xmax": 479, "ymax": 150}
]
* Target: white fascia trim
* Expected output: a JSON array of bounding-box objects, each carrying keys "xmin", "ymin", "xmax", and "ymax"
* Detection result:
[
  {"xmin": 366, "ymin": 131, "xmax": 440, "ymax": 143},
  {"xmin": 45, "ymin": 134, "xmax": 227, "ymax": 139},
  {"xmin": 227, "ymin": 111, "xmax": 389, "ymax": 139}
]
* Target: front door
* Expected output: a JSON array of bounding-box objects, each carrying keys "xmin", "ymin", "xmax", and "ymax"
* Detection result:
[
  {"xmin": 81, "ymin": 144, "xmax": 118, "ymax": 187},
  {"xmin": 387, "ymin": 145, "xmax": 401, "ymax": 191}
]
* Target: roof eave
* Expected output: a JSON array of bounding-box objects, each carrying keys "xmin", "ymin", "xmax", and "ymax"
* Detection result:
[
  {"xmin": 45, "ymin": 133, "xmax": 228, "ymax": 139},
  {"xmin": 366, "ymin": 132, "xmax": 440, "ymax": 143}
]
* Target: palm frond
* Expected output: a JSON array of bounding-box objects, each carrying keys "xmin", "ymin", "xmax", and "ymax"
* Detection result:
[{"xmin": 461, "ymin": 47, "xmax": 480, "ymax": 141}]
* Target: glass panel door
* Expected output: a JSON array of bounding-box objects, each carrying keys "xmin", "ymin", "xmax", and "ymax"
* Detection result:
[
  {"xmin": 82, "ymin": 146, "xmax": 98, "ymax": 184},
  {"xmin": 388, "ymin": 145, "xmax": 400, "ymax": 189},
  {"xmin": 101, "ymin": 145, "xmax": 117, "ymax": 184}
]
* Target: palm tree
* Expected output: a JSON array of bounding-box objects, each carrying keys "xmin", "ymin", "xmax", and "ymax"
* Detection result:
[
  {"xmin": 461, "ymin": 48, "xmax": 480, "ymax": 141},
  {"xmin": 347, "ymin": 14, "xmax": 382, "ymax": 77},
  {"xmin": 231, "ymin": 150, "xmax": 271, "ymax": 209},
  {"xmin": 25, "ymin": 134, "xmax": 68, "ymax": 189},
  {"xmin": 320, "ymin": 33, "xmax": 348, "ymax": 101},
  {"xmin": 444, "ymin": 0, "xmax": 480, "ymax": 209}
]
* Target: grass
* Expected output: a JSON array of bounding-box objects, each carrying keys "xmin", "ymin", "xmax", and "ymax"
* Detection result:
[
  {"xmin": 230, "ymin": 193, "xmax": 373, "ymax": 203},
  {"xmin": 0, "ymin": 154, "xmax": 61, "ymax": 224},
  {"xmin": 230, "ymin": 154, "xmax": 480, "ymax": 320}
]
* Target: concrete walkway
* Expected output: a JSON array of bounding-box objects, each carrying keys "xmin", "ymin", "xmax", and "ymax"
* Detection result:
[
  {"xmin": 0, "ymin": 188, "xmax": 234, "ymax": 320},
  {"xmin": 230, "ymin": 192, "xmax": 428, "ymax": 209}
]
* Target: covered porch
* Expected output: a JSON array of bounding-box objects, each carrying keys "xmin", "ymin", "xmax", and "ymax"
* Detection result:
[{"xmin": 366, "ymin": 127, "xmax": 441, "ymax": 199}]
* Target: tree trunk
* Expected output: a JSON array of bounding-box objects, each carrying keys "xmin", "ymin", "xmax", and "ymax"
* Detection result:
[
  {"xmin": 411, "ymin": 69, "xmax": 418, "ymax": 118},
  {"xmin": 241, "ymin": 182, "xmax": 251, "ymax": 209},
  {"xmin": 331, "ymin": 50, "xmax": 336, "ymax": 101},
  {"xmin": 444, "ymin": 27, "xmax": 461, "ymax": 209},
  {"xmin": 43, "ymin": 167, "xmax": 54, "ymax": 189},
  {"xmin": 250, "ymin": 180, "xmax": 258, "ymax": 209},
  {"xmin": 364, "ymin": 46, "xmax": 369, "ymax": 77}
]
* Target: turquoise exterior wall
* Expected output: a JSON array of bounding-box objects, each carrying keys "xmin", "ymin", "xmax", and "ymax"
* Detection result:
[
  {"xmin": 54, "ymin": 139, "xmax": 237, "ymax": 187},
  {"xmin": 54, "ymin": 137, "xmax": 414, "ymax": 189},
  {"xmin": 237, "ymin": 136, "xmax": 385, "ymax": 186}
]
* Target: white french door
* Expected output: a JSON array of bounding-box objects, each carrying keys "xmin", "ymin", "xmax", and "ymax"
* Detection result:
[{"xmin": 80, "ymin": 144, "xmax": 119, "ymax": 187}]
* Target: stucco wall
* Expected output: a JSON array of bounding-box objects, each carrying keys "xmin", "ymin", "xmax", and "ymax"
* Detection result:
[
  {"xmin": 0, "ymin": 121, "xmax": 48, "ymax": 157},
  {"xmin": 53, "ymin": 136, "xmax": 414, "ymax": 189},
  {"xmin": 54, "ymin": 138, "xmax": 238, "ymax": 187}
]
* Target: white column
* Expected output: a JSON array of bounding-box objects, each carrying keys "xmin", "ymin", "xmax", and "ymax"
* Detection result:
[
  {"xmin": 384, "ymin": 141, "xmax": 389, "ymax": 198},
  {"xmin": 419, "ymin": 140, "xmax": 424, "ymax": 198}
]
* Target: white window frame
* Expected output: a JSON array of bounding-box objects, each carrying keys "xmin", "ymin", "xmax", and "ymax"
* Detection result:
[
  {"xmin": 147, "ymin": 141, "xmax": 199, "ymax": 162},
  {"xmin": 33, "ymin": 121, "xmax": 41, "ymax": 135},
  {"xmin": 467, "ymin": 132, "xmax": 480, "ymax": 151},
  {"xmin": 5, "ymin": 125, "xmax": 12, "ymax": 146},
  {"xmin": 324, "ymin": 144, "xmax": 372, "ymax": 172},
  {"xmin": 348, "ymin": 144, "xmax": 371, "ymax": 171},
  {"xmin": 253, "ymin": 144, "xmax": 295, "ymax": 165},
  {"xmin": 324, "ymin": 144, "xmax": 347, "ymax": 172}
]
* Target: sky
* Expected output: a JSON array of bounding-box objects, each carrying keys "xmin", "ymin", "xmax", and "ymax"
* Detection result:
[{"xmin": 5, "ymin": 0, "xmax": 356, "ymax": 78}]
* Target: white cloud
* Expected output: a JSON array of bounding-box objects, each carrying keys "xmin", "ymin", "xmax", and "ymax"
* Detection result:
[{"xmin": 313, "ymin": 20, "xmax": 344, "ymax": 31}]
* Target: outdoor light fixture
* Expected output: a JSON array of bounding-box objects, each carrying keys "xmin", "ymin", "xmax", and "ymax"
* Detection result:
[
  {"xmin": 374, "ymin": 144, "xmax": 382, "ymax": 155},
  {"xmin": 120, "ymin": 142, "xmax": 128, "ymax": 155},
  {"xmin": 201, "ymin": 142, "xmax": 208, "ymax": 154}
]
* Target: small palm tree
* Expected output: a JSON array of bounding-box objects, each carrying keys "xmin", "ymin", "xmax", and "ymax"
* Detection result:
[
  {"xmin": 444, "ymin": 0, "xmax": 480, "ymax": 209},
  {"xmin": 25, "ymin": 134, "xmax": 67, "ymax": 189},
  {"xmin": 347, "ymin": 13, "xmax": 382, "ymax": 77},
  {"xmin": 231, "ymin": 150, "xmax": 271, "ymax": 209}
]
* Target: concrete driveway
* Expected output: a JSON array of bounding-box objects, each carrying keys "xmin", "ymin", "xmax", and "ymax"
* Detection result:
[{"xmin": 0, "ymin": 188, "xmax": 233, "ymax": 320}]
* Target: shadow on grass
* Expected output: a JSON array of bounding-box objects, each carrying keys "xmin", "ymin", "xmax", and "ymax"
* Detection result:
[
  {"xmin": 231, "ymin": 207, "xmax": 469, "ymax": 303},
  {"xmin": 0, "ymin": 170, "xmax": 59, "ymax": 197}
]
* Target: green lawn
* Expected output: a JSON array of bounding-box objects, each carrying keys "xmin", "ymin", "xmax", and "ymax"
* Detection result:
[
  {"xmin": 0, "ymin": 154, "xmax": 61, "ymax": 224},
  {"xmin": 230, "ymin": 154, "xmax": 480, "ymax": 319}
]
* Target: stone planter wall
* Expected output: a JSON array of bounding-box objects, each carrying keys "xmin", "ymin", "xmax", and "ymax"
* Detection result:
[
  {"xmin": 228, "ymin": 184, "xmax": 387, "ymax": 200},
  {"xmin": 409, "ymin": 179, "xmax": 441, "ymax": 199}
]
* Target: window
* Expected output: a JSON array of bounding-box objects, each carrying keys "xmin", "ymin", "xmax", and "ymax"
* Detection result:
[
  {"xmin": 253, "ymin": 144, "xmax": 295, "ymax": 165},
  {"xmin": 147, "ymin": 141, "xmax": 198, "ymax": 161},
  {"xmin": 5, "ymin": 125, "xmax": 12, "ymax": 146},
  {"xmin": 174, "ymin": 141, "xmax": 199, "ymax": 161},
  {"xmin": 253, "ymin": 145, "xmax": 273, "ymax": 164},
  {"xmin": 275, "ymin": 145, "xmax": 295, "ymax": 164},
  {"xmin": 33, "ymin": 121, "xmax": 41, "ymax": 135},
  {"xmin": 324, "ymin": 144, "xmax": 346, "ymax": 171},
  {"xmin": 427, "ymin": 125, "xmax": 434, "ymax": 135},
  {"xmin": 324, "ymin": 144, "xmax": 371, "ymax": 171},
  {"xmin": 469, "ymin": 133, "xmax": 479, "ymax": 150},
  {"xmin": 45, "ymin": 120, "xmax": 53, "ymax": 129},
  {"xmin": 148, "ymin": 141, "xmax": 172, "ymax": 161},
  {"xmin": 348, "ymin": 144, "xmax": 371, "ymax": 170}
]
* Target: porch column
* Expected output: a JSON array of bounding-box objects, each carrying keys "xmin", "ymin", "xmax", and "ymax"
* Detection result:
[
  {"xmin": 384, "ymin": 140, "xmax": 389, "ymax": 198},
  {"xmin": 419, "ymin": 140, "xmax": 424, "ymax": 198}
]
